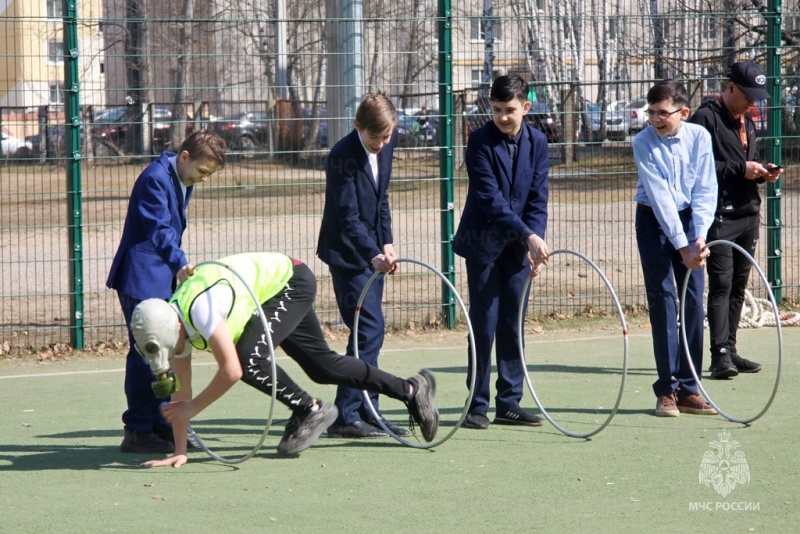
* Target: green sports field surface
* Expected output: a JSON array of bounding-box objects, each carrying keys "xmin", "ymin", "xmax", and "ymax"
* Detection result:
[{"xmin": 1, "ymin": 326, "xmax": 798, "ymax": 533}]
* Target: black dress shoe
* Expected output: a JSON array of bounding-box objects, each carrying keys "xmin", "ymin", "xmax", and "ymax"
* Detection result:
[
  {"xmin": 462, "ymin": 412, "xmax": 490, "ymax": 429},
  {"xmin": 154, "ymin": 425, "xmax": 197, "ymax": 449},
  {"xmin": 327, "ymin": 420, "xmax": 388, "ymax": 438},
  {"xmin": 120, "ymin": 427, "xmax": 175, "ymax": 454},
  {"xmin": 366, "ymin": 418, "xmax": 411, "ymax": 437}
]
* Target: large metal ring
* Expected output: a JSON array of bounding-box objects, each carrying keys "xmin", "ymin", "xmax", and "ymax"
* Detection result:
[
  {"xmin": 518, "ymin": 249, "xmax": 629, "ymax": 438},
  {"xmin": 353, "ymin": 258, "xmax": 476, "ymax": 449},
  {"xmin": 679, "ymin": 239, "xmax": 783, "ymax": 424},
  {"xmin": 187, "ymin": 260, "xmax": 278, "ymax": 464}
]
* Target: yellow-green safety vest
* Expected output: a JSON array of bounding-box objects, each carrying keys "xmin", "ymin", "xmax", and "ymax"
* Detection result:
[{"xmin": 170, "ymin": 252, "xmax": 294, "ymax": 350}]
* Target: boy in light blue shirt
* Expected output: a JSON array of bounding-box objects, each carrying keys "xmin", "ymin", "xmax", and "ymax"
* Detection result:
[{"xmin": 632, "ymin": 80, "xmax": 718, "ymax": 418}]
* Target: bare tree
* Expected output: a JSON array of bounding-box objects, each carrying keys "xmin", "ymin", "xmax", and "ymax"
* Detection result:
[{"xmin": 170, "ymin": 0, "xmax": 194, "ymax": 149}]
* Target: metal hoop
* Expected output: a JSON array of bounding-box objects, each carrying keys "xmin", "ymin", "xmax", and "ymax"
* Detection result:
[
  {"xmin": 518, "ymin": 249, "xmax": 629, "ymax": 438},
  {"xmin": 679, "ymin": 240, "xmax": 783, "ymax": 424},
  {"xmin": 353, "ymin": 258, "xmax": 477, "ymax": 449},
  {"xmin": 187, "ymin": 259, "xmax": 278, "ymax": 464}
]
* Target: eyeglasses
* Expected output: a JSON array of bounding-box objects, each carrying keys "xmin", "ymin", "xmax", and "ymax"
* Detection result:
[
  {"xmin": 645, "ymin": 108, "xmax": 685, "ymax": 120},
  {"xmin": 733, "ymin": 84, "xmax": 755, "ymax": 102}
]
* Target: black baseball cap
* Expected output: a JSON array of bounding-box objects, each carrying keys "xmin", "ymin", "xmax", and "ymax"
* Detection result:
[{"xmin": 729, "ymin": 61, "xmax": 770, "ymax": 100}]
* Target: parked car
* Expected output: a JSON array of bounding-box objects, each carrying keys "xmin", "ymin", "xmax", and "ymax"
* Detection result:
[
  {"xmin": 150, "ymin": 107, "xmax": 173, "ymax": 151},
  {"xmin": 526, "ymin": 101, "xmax": 560, "ymax": 143},
  {"xmin": 91, "ymin": 106, "xmax": 129, "ymax": 147},
  {"xmin": 1, "ymin": 130, "xmax": 33, "ymax": 157},
  {"xmin": 302, "ymin": 107, "xmax": 328, "ymax": 148},
  {"xmin": 608, "ymin": 99, "xmax": 630, "ymax": 112},
  {"xmin": 585, "ymin": 101, "xmax": 628, "ymax": 141},
  {"xmin": 396, "ymin": 110, "xmax": 421, "ymax": 147},
  {"xmin": 25, "ymin": 125, "xmax": 68, "ymax": 159},
  {"xmin": 92, "ymin": 106, "xmax": 174, "ymax": 152},
  {"xmin": 627, "ymin": 97, "xmax": 648, "ymax": 134},
  {"xmin": 411, "ymin": 109, "xmax": 440, "ymax": 146},
  {"xmin": 212, "ymin": 111, "xmax": 269, "ymax": 152}
]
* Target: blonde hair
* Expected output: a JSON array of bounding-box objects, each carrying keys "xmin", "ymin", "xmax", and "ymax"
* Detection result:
[{"xmin": 355, "ymin": 91, "xmax": 398, "ymax": 133}]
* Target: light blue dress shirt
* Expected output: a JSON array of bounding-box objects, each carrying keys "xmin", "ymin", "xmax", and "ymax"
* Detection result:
[{"xmin": 633, "ymin": 122, "xmax": 718, "ymax": 250}]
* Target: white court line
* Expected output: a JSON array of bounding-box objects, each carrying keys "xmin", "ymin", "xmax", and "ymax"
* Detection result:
[
  {"xmin": 0, "ymin": 332, "xmax": 646, "ymax": 380},
  {"xmin": 0, "ymin": 357, "xmax": 290, "ymax": 381}
]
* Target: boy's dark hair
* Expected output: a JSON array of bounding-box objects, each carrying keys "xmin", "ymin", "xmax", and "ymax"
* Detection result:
[
  {"xmin": 646, "ymin": 80, "xmax": 688, "ymax": 108},
  {"xmin": 178, "ymin": 129, "xmax": 227, "ymax": 169},
  {"xmin": 355, "ymin": 91, "xmax": 398, "ymax": 133},
  {"xmin": 490, "ymin": 74, "xmax": 529, "ymax": 103}
]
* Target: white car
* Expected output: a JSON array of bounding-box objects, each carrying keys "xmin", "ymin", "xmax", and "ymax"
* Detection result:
[
  {"xmin": 586, "ymin": 102, "xmax": 628, "ymax": 141},
  {"xmin": 1, "ymin": 131, "xmax": 33, "ymax": 156},
  {"xmin": 627, "ymin": 97, "xmax": 649, "ymax": 134}
]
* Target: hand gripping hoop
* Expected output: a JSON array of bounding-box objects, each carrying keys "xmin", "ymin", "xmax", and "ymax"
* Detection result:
[
  {"xmin": 517, "ymin": 249, "xmax": 629, "ymax": 438},
  {"xmin": 679, "ymin": 239, "xmax": 783, "ymax": 424},
  {"xmin": 187, "ymin": 260, "xmax": 278, "ymax": 464},
  {"xmin": 354, "ymin": 258, "xmax": 477, "ymax": 449}
]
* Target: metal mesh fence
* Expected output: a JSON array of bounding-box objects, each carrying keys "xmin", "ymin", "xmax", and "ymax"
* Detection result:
[{"xmin": 2, "ymin": 0, "xmax": 799, "ymax": 354}]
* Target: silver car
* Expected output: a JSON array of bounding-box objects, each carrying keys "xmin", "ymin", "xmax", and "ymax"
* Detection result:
[{"xmin": 586, "ymin": 102, "xmax": 628, "ymax": 141}]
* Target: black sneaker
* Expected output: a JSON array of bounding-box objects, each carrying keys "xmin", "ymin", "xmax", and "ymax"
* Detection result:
[
  {"xmin": 493, "ymin": 407, "xmax": 543, "ymax": 427},
  {"xmin": 278, "ymin": 401, "xmax": 338, "ymax": 455},
  {"xmin": 120, "ymin": 427, "xmax": 175, "ymax": 454},
  {"xmin": 730, "ymin": 353, "xmax": 762, "ymax": 373},
  {"xmin": 406, "ymin": 369, "xmax": 439, "ymax": 442},
  {"xmin": 462, "ymin": 412, "xmax": 490, "ymax": 429},
  {"xmin": 366, "ymin": 418, "xmax": 411, "ymax": 437},
  {"xmin": 709, "ymin": 349, "xmax": 738, "ymax": 379}
]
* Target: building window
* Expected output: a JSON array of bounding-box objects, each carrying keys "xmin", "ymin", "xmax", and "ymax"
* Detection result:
[
  {"xmin": 470, "ymin": 18, "xmax": 502, "ymax": 42},
  {"xmin": 471, "ymin": 68, "xmax": 501, "ymax": 87},
  {"xmin": 702, "ymin": 66, "xmax": 723, "ymax": 93},
  {"xmin": 50, "ymin": 83, "xmax": 65, "ymax": 105},
  {"xmin": 701, "ymin": 16, "xmax": 718, "ymax": 41},
  {"xmin": 609, "ymin": 16, "xmax": 623, "ymax": 40},
  {"xmin": 47, "ymin": 40, "xmax": 64, "ymax": 63},
  {"xmin": 47, "ymin": 0, "xmax": 63, "ymax": 19}
]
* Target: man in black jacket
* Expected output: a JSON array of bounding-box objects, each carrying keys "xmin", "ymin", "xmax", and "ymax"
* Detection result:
[{"xmin": 688, "ymin": 61, "xmax": 782, "ymax": 379}]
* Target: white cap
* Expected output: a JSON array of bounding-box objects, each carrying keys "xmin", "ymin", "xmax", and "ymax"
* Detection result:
[{"xmin": 130, "ymin": 299, "xmax": 180, "ymax": 375}]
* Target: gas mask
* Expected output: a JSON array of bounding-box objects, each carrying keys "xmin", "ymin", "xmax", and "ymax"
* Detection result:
[{"xmin": 130, "ymin": 299, "xmax": 182, "ymax": 398}]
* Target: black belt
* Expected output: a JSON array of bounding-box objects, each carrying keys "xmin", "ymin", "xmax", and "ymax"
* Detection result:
[{"xmin": 637, "ymin": 203, "xmax": 691, "ymax": 216}]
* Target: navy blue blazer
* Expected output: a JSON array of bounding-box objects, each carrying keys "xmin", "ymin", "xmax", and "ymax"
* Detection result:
[
  {"xmin": 453, "ymin": 121, "xmax": 549, "ymax": 265},
  {"xmin": 317, "ymin": 129, "xmax": 395, "ymax": 270},
  {"xmin": 106, "ymin": 153, "xmax": 193, "ymax": 300}
]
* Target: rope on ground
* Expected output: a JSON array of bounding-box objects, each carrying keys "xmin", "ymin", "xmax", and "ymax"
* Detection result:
[{"xmin": 735, "ymin": 289, "xmax": 800, "ymax": 328}]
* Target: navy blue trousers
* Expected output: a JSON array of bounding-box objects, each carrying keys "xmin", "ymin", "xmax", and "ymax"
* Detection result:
[
  {"xmin": 329, "ymin": 265, "xmax": 386, "ymax": 425},
  {"xmin": 635, "ymin": 205, "xmax": 705, "ymax": 397},
  {"xmin": 118, "ymin": 293, "xmax": 170, "ymax": 432},
  {"xmin": 465, "ymin": 245, "xmax": 530, "ymax": 415}
]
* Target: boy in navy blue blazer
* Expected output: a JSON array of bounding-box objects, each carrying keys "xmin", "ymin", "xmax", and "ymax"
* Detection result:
[
  {"xmin": 317, "ymin": 92, "xmax": 406, "ymax": 439},
  {"xmin": 107, "ymin": 129, "xmax": 226, "ymax": 453},
  {"xmin": 453, "ymin": 74, "xmax": 550, "ymax": 430}
]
